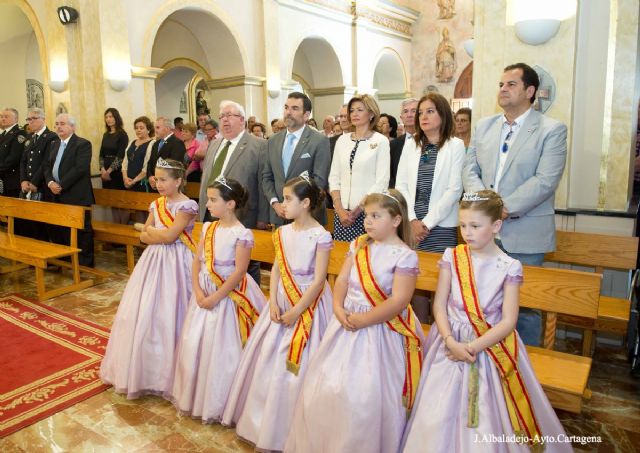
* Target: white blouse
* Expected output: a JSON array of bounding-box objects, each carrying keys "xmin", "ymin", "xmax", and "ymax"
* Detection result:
[{"xmin": 328, "ymin": 131, "xmax": 390, "ymax": 210}]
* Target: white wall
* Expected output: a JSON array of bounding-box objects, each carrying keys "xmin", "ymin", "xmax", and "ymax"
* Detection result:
[{"xmin": 155, "ymin": 67, "xmax": 194, "ymax": 120}]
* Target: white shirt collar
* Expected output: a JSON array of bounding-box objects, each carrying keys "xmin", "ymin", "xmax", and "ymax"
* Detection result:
[
  {"xmin": 502, "ymin": 108, "xmax": 532, "ymax": 129},
  {"xmin": 224, "ymin": 130, "xmax": 245, "ymax": 147},
  {"xmin": 285, "ymin": 125, "xmax": 306, "ymax": 141},
  {"xmin": 2, "ymin": 123, "xmax": 18, "ymax": 133},
  {"xmin": 34, "ymin": 126, "xmax": 47, "ymax": 136}
]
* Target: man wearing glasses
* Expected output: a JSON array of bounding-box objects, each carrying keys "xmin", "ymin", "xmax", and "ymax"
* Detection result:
[
  {"xmin": 17, "ymin": 108, "xmax": 57, "ymax": 239},
  {"xmin": 0, "ymin": 107, "xmax": 28, "ymax": 197},
  {"xmin": 198, "ymin": 100, "xmax": 268, "ymax": 283},
  {"xmin": 462, "ymin": 62, "xmax": 567, "ymax": 346}
]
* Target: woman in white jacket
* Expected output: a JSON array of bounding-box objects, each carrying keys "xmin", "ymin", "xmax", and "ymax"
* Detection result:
[
  {"xmin": 396, "ymin": 93, "xmax": 464, "ymax": 252},
  {"xmin": 329, "ymin": 94, "xmax": 390, "ymax": 241}
]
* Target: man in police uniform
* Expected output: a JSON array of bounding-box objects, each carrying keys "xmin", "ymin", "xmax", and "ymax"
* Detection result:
[
  {"xmin": 17, "ymin": 108, "xmax": 56, "ymax": 239},
  {"xmin": 0, "ymin": 107, "xmax": 28, "ymax": 197}
]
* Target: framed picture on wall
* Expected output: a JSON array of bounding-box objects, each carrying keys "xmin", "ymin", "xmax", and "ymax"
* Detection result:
[{"xmin": 26, "ymin": 79, "xmax": 44, "ymax": 109}]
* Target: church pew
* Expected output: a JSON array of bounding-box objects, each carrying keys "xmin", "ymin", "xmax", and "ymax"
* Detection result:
[
  {"xmin": 0, "ymin": 196, "xmax": 95, "ymax": 300},
  {"xmin": 92, "ymin": 188, "xmax": 159, "ymax": 272},
  {"xmin": 545, "ymin": 230, "xmax": 638, "ymax": 356},
  {"xmin": 250, "ymin": 233, "xmax": 600, "ymax": 414},
  {"xmin": 185, "ymin": 182, "xmax": 201, "ymax": 200}
]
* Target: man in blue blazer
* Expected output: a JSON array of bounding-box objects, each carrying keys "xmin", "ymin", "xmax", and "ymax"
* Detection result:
[{"xmin": 463, "ymin": 62, "xmax": 568, "ymax": 345}]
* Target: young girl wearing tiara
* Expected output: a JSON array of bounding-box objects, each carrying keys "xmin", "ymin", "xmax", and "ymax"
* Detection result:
[
  {"xmin": 223, "ymin": 172, "xmax": 333, "ymax": 451},
  {"xmin": 401, "ymin": 190, "xmax": 571, "ymax": 452},
  {"xmin": 285, "ymin": 189, "xmax": 425, "ymax": 453},
  {"xmin": 168, "ymin": 177, "xmax": 266, "ymax": 423},
  {"xmin": 101, "ymin": 158, "xmax": 198, "ymax": 398}
]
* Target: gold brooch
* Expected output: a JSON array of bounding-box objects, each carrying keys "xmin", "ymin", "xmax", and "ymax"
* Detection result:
[{"xmin": 369, "ymin": 142, "xmax": 378, "ymax": 150}]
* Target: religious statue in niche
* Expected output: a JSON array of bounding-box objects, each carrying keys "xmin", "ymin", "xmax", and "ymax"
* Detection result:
[
  {"xmin": 26, "ymin": 79, "xmax": 44, "ymax": 109},
  {"xmin": 438, "ymin": 0, "xmax": 455, "ymax": 20},
  {"xmin": 436, "ymin": 27, "xmax": 457, "ymax": 83},
  {"xmin": 56, "ymin": 103, "xmax": 68, "ymax": 115},
  {"xmin": 179, "ymin": 91, "xmax": 187, "ymax": 113},
  {"xmin": 195, "ymin": 90, "xmax": 209, "ymax": 115}
]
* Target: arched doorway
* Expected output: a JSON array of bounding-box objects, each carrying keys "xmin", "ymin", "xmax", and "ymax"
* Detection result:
[
  {"xmin": 373, "ymin": 49, "xmax": 408, "ymax": 118},
  {"xmin": 151, "ymin": 8, "xmax": 245, "ymax": 122},
  {"xmin": 291, "ymin": 37, "xmax": 344, "ymax": 121},
  {"xmin": 0, "ymin": 2, "xmax": 48, "ymax": 121}
]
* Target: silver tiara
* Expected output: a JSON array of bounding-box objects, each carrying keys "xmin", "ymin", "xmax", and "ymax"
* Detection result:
[
  {"xmin": 156, "ymin": 157, "xmax": 183, "ymax": 170},
  {"xmin": 215, "ymin": 176, "xmax": 232, "ymax": 191},
  {"xmin": 462, "ymin": 192, "xmax": 490, "ymax": 202},
  {"xmin": 299, "ymin": 170, "xmax": 311, "ymax": 184},
  {"xmin": 381, "ymin": 190, "xmax": 399, "ymax": 204}
]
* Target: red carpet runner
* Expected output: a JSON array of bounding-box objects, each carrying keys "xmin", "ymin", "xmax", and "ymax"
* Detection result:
[{"xmin": 0, "ymin": 294, "xmax": 110, "ymax": 437}]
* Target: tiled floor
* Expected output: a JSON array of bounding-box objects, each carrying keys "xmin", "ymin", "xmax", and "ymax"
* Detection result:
[{"xmin": 1, "ymin": 248, "xmax": 639, "ymax": 452}]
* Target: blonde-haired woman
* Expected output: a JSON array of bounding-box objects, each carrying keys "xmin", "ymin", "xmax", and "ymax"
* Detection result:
[{"xmin": 329, "ymin": 94, "xmax": 390, "ymax": 241}]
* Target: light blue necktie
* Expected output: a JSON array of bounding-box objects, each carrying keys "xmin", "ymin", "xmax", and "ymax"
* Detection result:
[
  {"xmin": 52, "ymin": 140, "xmax": 67, "ymax": 183},
  {"xmin": 158, "ymin": 138, "xmax": 165, "ymax": 150},
  {"xmin": 282, "ymin": 133, "xmax": 296, "ymax": 176}
]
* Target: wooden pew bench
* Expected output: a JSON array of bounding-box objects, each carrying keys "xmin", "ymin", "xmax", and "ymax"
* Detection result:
[
  {"xmin": 249, "ymin": 234, "xmax": 600, "ymax": 414},
  {"xmin": 92, "ymin": 188, "xmax": 158, "ymax": 272},
  {"xmin": 0, "ymin": 196, "xmax": 95, "ymax": 300},
  {"xmin": 545, "ymin": 230, "xmax": 638, "ymax": 355}
]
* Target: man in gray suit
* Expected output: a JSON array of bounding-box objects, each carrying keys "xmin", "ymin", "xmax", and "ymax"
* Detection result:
[
  {"xmin": 463, "ymin": 62, "xmax": 567, "ymax": 346},
  {"xmin": 198, "ymin": 100, "xmax": 268, "ymax": 282},
  {"xmin": 262, "ymin": 92, "xmax": 331, "ymax": 226}
]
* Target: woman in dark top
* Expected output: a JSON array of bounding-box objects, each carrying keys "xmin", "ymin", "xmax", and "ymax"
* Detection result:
[
  {"xmin": 100, "ymin": 108, "xmax": 129, "ymax": 190},
  {"xmin": 123, "ymin": 116, "xmax": 154, "ymax": 193}
]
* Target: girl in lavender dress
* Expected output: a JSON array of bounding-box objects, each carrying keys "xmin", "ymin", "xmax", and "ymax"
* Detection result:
[
  {"xmin": 401, "ymin": 190, "xmax": 572, "ymax": 452},
  {"xmin": 285, "ymin": 189, "xmax": 425, "ymax": 453},
  {"xmin": 223, "ymin": 172, "xmax": 333, "ymax": 451},
  {"xmin": 100, "ymin": 159, "xmax": 198, "ymax": 398},
  {"xmin": 168, "ymin": 177, "xmax": 266, "ymax": 423}
]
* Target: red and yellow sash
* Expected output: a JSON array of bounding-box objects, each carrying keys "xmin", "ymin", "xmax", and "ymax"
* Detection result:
[
  {"xmin": 453, "ymin": 244, "xmax": 542, "ymax": 445},
  {"xmin": 273, "ymin": 228, "xmax": 322, "ymax": 375},
  {"xmin": 155, "ymin": 196, "xmax": 196, "ymax": 254},
  {"xmin": 354, "ymin": 235, "xmax": 422, "ymax": 414},
  {"xmin": 204, "ymin": 221, "xmax": 260, "ymax": 346}
]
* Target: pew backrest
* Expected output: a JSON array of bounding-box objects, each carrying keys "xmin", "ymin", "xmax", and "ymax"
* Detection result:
[
  {"xmin": 93, "ymin": 188, "xmax": 158, "ymax": 212},
  {"xmin": 0, "ymin": 196, "xmax": 85, "ymax": 230}
]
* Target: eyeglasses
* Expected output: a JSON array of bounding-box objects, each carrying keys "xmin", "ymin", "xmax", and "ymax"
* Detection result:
[
  {"xmin": 218, "ymin": 113, "xmax": 242, "ymax": 120},
  {"xmin": 26, "ymin": 117, "xmax": 41, "ymax": 121},
  {"xmin": 501, "ymin": 128, "xmax": 514, "ymax": 153}
]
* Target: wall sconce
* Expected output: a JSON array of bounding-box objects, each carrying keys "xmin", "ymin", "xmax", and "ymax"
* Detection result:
[
  {"xmin": 515, "ymin": 18, "xmax": 561, "ymax": 45},
  {"xmin": 267, "ymin": 77, "xmax": 281, "ymax": 99},
  {"xmin": 463, "ymin": 39, "xmax": 474, "ymax": 58},
  {"xmin": 109, "ymin": 79, "xmax": 129, "ymax": 92},
  {"xmin": 49, "ymin": 80, "xmax": 67, "ymax": 93}
]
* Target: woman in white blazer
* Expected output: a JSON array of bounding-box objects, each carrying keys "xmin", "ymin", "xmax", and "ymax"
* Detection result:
[
  {"xmin": 329, "ymin": 94, "xmax": 390, "ymax": 241},
  {"xmin": 395, "ymin": 93, "xmax": 465, "ymax": 252}
]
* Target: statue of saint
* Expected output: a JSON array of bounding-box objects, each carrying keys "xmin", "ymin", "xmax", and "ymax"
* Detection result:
[{"xmin": 436, "ymin": 27, "xmax": 457, "ymax": 83}]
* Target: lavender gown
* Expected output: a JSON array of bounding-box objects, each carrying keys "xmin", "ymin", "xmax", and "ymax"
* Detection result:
[
  {"xmin": 222, "ymin": 225, "xmax": 334, "ymax": 451},
  {"xmin": 167, "ymin": 222, "xmax": 267, "ymax": 423},
  {"xmin": 100, "ymin": 198, "xmax": 198, "ymax": 398},
  {"xmin": 285, "ymin": 240, "xmax": 425, "ymax": 453},
  {"xmin": 401, "ymin": 248, "xmax": 572, "ymax": 453}
]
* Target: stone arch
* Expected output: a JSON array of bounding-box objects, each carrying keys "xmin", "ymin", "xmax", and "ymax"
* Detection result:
[
  {"xmin": 372, "ymin": 47, "xmax": 409, "ymax": 116},
  {"xmin": 2, "ymin": 0, "xmax": 51, "ymax": 116}
]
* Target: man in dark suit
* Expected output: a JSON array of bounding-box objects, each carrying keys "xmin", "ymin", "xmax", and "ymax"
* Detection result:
[
  {"xmin": 198, "ymin": 100, "xmax": 268, "ymax": 284},
  {"xmin": 389, "ymin": 98, "xmax": 418, "ymax": 188},
  {"xmin": 17, "ymin": 108, "xmax": 57, "ymax": 240},
  {"xmin": 147, "ymin": 116, "xmax": 186, "ymax": 190},
  {"xmin": 0, "ymin": 107, "xmax": 28, "ymax": 197},
  {"xmin": 262, "ymin": 92, "xmax": 331, "ymax": 226},
  {"xmin": 44, "ymin": 113, "xmax": 95, "ymax": 267}
]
